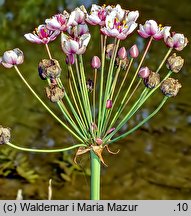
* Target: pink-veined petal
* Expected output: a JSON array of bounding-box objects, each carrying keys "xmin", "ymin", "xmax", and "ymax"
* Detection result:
[{"xmin": 24, "ymin": 33, "xmax": 42, "ymax": 44}]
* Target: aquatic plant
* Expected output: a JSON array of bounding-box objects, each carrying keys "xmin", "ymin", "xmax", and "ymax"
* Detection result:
[{"xmin": 0, "ymin": 4, "xmax": 188, "ymax": 199}]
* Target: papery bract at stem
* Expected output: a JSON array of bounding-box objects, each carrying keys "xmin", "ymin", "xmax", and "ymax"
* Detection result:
[{"xmin": 24, "ymin": 24, "xmax": 60, "ymax": 44}]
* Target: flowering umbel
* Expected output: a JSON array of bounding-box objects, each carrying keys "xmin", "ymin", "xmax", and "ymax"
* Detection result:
[{"xmin": 0, "ymin": 3, "xmax": 188, "ymax": 200}]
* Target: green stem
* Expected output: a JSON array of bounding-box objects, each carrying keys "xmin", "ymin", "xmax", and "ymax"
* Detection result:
[
  {"xmin": 156, "ymin": 48, "xmax": 173, "ymax": 73},
  {"xmin": 7, "ymin": 142, "xmax": 86, "ymax": 153},
  {"xmin": 98, "ymin": 35, "xmax": 107, "ymax": 134},
  {"xmin": 108, "ymin": 96, "xmax": 168, "ymax": 144},
  {"xmin": 104, "ymin": 71, "xmax": 173, "ymax": 142},
  {"xmin": 14, "ymin": 66, "xmax": 83, "ymax": 143},
  {"xmin": 90, "ymin": 150, "xmax": 101, "ymax": 200},
  {"xmin": 93, "ymin": 69, "xmax": 97, "ymax": 124}
]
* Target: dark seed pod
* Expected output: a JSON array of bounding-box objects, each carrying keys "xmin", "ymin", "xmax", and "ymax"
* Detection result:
[
  {"xmin": 161, "ymin": 78, "xmax": 182, "ymax": 97},
  {"xmin": 0, "ymin": 126, "xmax": 11, "ymax": 144},
  {"xmin": 166, "ymin": 53, "xmax": 184, "ymax": 73},
  {"xmin": 38, "ymin": 59, "xmax": 61, "ymax": 80},
  {"xmin": 115, "ymin": 57, "xmax": 129, "ymax": 70},
  {"xmin": 45, "ymin": 85, "xmax": 64, "ymax": 102},
  {"xmin": 87, "ymin": 79, "xmax": 94, "ymax": 92},
  {"xmin": 144, "ymin": 71, "xmax": 160, "ymax": 89}
]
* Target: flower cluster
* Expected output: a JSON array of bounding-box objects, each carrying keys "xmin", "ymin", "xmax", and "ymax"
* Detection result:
[{"xmin": 0, "ymin": 3, "xmax": 188, "ymax": 180}]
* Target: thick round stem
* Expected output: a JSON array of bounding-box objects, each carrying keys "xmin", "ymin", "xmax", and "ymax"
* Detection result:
[
  {"xmin": 14, "ymin": 66, "xmax": 83, "ymax": 143},
  {"xmin": 90, "ymin": 150, "xmax": 101, "ymax": 200},
  {"xmin": 7, "ymin": 142, "xmax": 86, "ymax": 153}
]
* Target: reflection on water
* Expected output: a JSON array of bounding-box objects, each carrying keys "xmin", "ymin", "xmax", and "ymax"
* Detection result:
[{"xmin": 0, "ymin": 0, "xmax": 191, "ymax": 199}]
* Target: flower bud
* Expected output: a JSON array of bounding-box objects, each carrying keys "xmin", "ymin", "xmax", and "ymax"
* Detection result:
[
  {"xmin": 129, "ymin": 44, "xmax": 139, "ymax": 58},
  {"xmin": 161, "ymin": 78, "xmax": 182, "ymax": 97},
  {"xmin": 106, "ymin": 99, "xmax": 112, "ymax": 109},
  {"xmin": 118, "ymin": 47, "xmax": 127, "ymax": 60},
  {"xmin": 91, "ymin": 56, "xmax": 101, "ymax": 69},
  {"xmin": 106, "ymin": 128, "xmax": 115, "ymax": 135},
  {"xmin": 0, "ymin": 48, "xmax": 24, "ymax": 68},
  {"xmin": 138, "ymin": 67, "xmax": 150, "ymax": 78},
  {"xmin": 91, "ymin": 122, "xmax": 98, "ymax": 132},
  {"xmin": 144, "ymin": 71, "xmax": 160, "ymax": 89},
  {"xmin": 96, "ymin": 138, "xmax": 103, "ymax": 145},
  {"xmin": 166, "ymin": 53, "xmax": 184, "ymax": 73},
  {"xmin": 0, "ymin": 126, "xmax": 11, "ymax": 144},
  {"xmin": 65, "ymin": 54, "xmax": 75, "ymax": 65},
  {"xmin": 87, "ymin": 79, "xmax": 94, "ymax": 92},
  {"xmin": 38, "ymin": 59, "xmax": 61, "ymax": 80},
  {"xmin": 45, "ymin": 85, "xmax": 64, "ymax": 102}
]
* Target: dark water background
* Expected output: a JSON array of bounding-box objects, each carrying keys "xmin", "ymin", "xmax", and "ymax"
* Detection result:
[{"xmin": 0, "ymin": 0, "xmax": 191, "ymax": 199}]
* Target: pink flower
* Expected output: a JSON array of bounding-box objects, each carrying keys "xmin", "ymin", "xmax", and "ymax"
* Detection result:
[
  {"xmin": 24, "ymin": 24, "xmax": 60, "ymax": 44},
  {"xmin": 0, "ymin": 48, "xmax": 24, "ymax": 68},
  {"xmin": 86, "ymin": 4, "xmax": 112, "ymax": 26},
  {"xmin": 106, "ymin": 99, "xmax": 112, "ymax": 109},
  {"xmin": 138, "ymin": 67, "xmax": 150, "ymax": 78},
  {"xmin": 100, "ymin": 10, "xmax": 139, "ymax": 40},
  {"xmin": 164, "ymin": 31, "xmax": 188, "ymax": 51},
  {"xmin": 118, "ymin": 47, "xmax": 127, "ymax": 60},
  {"xmin": 91, "ymin": 56, "xmax": 101, "ymax": 69},
  {"xmin": 67, "ymin": 24, "xmax": 89, "ymax": 37},
  {"xmin": 61, "ymin": 33, "xmax": 91, "ymax": 55},
  {"xmin": 138, "ymin": 20, "xmax": 171, "ymax": 40},
  {"xmin": 67, "ymin": 7, "xmax": 86, "ymax": 26},
  {"xmin": 129, "ymin": 44, "xmax": 139, "ymax": 58},
  {"xmin": 45, "ymin": 12, "xmax": 69, "ymax": 31}
]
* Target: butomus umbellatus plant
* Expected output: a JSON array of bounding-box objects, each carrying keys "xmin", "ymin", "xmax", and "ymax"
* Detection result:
[{"xmin": 0, "ymin": 4, "xmax": 188, "ymax": 199}]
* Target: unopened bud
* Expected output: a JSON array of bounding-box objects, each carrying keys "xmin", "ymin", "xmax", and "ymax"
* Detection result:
[
  {"xmin": 0, "ymin": 126, "xmax": 11, "ymax": 144},
  {"xmin": 66, "ymin": 54, "xmax": 75, "ymax": 65},
  {"xmin": 166, "ymin": 53, "xmax": 184, "ymax": 73},
  {"xmin": 96, "ymin": 138, "xmax": 103, "ymax": 145},
  {"xmin": 118, "ymin": 47, "xmax": 127, "ymax": 60},
  {"xmin": 106, "ymin": 128, "xmax": 115, "ymax": 135},
  {"xmin": 45, "ymin": 85, "xmax": 64, "ymax": 102},
  {"xmin": 87, "ymin": 79, "xmax": 94, "ymax": 92},
  {"xmin": 129, "ymin": 44, "xmax": 139, "ymax": 58},
  {"xmin": 161, "ymin": 78, "xmax": 182, "ymax": 97},
  {"xmin": 91, "ymin": 122, "xmax": 98, "ymax": 131},
  {"xmin": 91, "ymin": 56, "xmax": 101, "ymax": 69},
  {"xmin": 144, "ymin": 71, "xmax": 160, "ymax": 89},
  {"xmin": 38, "ymin": 59, "xmax": 61, "ymax": 80},
  {"xmin": 106, "ymin": 99, "xmax": 112, "ymax": 109},
  {"xmin": 138, "ymin": 67, "xmax": 150, "ymax": 78}
]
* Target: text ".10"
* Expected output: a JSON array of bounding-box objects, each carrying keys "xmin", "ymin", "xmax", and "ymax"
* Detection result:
[{"xmin": 177, "ymin": 203, "xmax": 189, "ymax": 211}]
